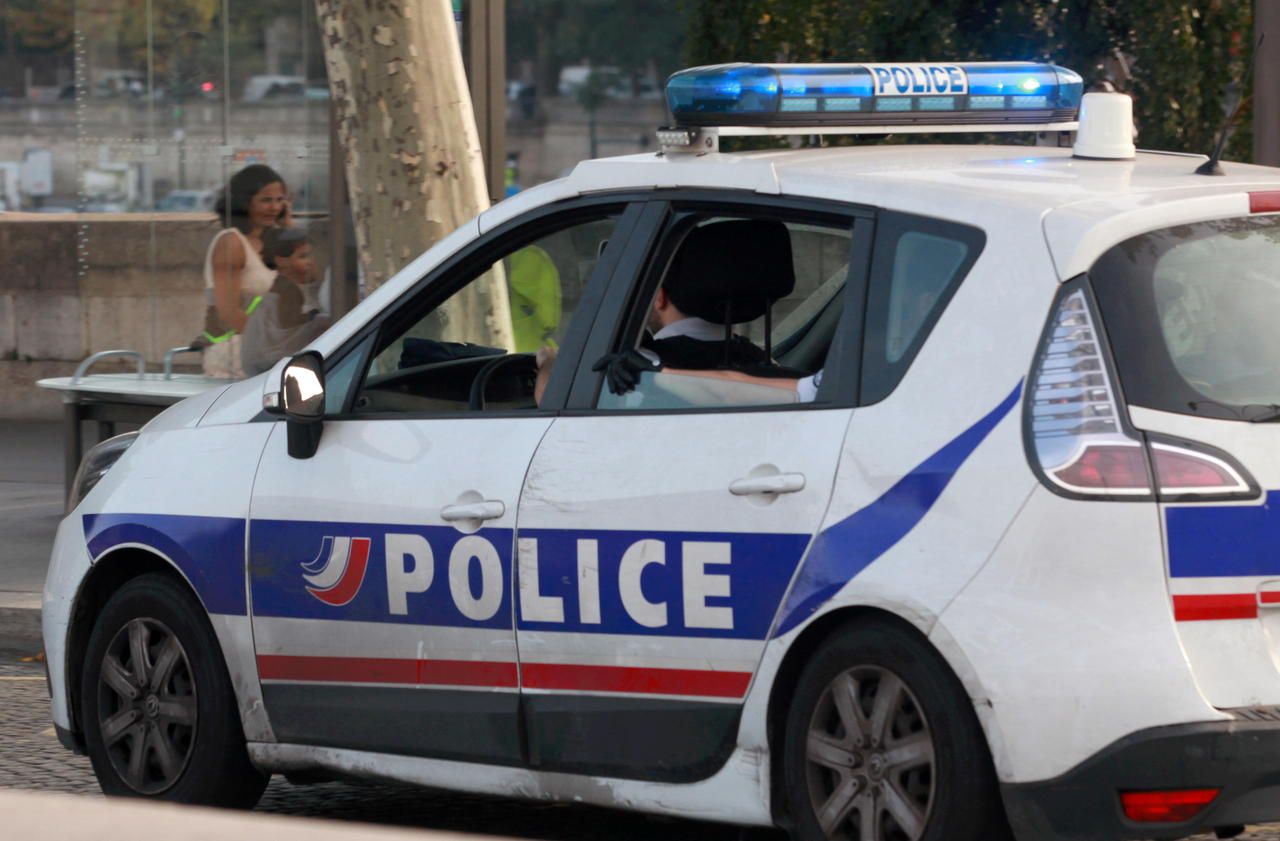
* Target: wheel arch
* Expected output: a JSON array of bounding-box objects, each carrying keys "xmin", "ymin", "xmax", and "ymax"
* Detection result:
[
  {"xmin": 64, "ymin": 546, "xmax": 212, "ymax": 741},
  {"xmin": 764, "ymin": 605, "xmax": 1000, "ymax": 826}
]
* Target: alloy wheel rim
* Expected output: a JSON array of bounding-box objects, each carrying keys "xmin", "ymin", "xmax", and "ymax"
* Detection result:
[
  {"xmin": 805, "ymin": 665, "xmax": 935, "ymax": 840},
  {"xmin": 97, "ymin": 617, "xmax": 198, "ymax": 794}
]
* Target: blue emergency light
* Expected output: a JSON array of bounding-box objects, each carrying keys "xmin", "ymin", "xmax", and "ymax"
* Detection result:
[{"xmin": 665, "ymin": 62, "xmax": 1083, "ymax": 127}]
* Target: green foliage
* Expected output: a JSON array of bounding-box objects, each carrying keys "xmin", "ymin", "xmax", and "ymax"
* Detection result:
[
  {"xmin": 683, "ymin": 0, "xmax": 1255, "ymax": 159},
  {"xmin": 509, "ymin": 0, "xmax": 684, "ymax": 94},
  {"xmin": 0, "ymin": 0, "xmax": 74, "ymax": 54}
]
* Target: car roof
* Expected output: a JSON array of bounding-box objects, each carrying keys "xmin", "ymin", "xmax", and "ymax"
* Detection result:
[
  {"xmin": 320, "ymin": 141, "xmax": 1280, "ymax": 362},
  {"xmin": 570, "ymin": 144, "xmax": 1275, "ymax": 213},
  {"xmin": 558, "ymin": 143, "xmax": 1280, "ymax": 279}
]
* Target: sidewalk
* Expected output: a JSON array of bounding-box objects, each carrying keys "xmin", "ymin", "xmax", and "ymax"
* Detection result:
[{"xmin": 0, "ymin": 420, "xmax": 63, "ymax": 651}]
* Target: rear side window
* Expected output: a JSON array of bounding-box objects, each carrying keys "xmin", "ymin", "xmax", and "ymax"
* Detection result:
[
  {"xmin": 861, "ymin": 211, "xmax": 985, "ymax": 404},
  {"xmin": 1091, "ymin": 216, "xmax": 1280, "ymax": 419}
]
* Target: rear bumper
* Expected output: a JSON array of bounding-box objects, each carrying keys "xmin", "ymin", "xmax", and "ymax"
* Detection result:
[{"xmin": 1001, "ymin": 718, "xmax": 1280, "ymax": 840}]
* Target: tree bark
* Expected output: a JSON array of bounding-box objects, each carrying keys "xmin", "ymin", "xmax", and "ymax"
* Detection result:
[
  {"xmin": 314, "ymin": 0, "xmax": 512, "ymax": 348},
  {"xmin": 1256, "ymin": 0, "xmax": 1280, "ymax": 166}
]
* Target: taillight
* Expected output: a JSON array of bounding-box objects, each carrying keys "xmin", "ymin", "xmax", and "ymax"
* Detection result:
[
  {"xmin": 1028, "ymin": 288, "xmax": 1153, "ymax": 498},
  {"xmin": 1028, "ymin": 286, "xmax": 1258, "ymax": 502},
  {"xmin": 1120, "ymin": 788, "xmax": 1219, "ymax": 823},
  {"xmin": 1150, "ymin": 442, "xmax": 1253, "ymax": 497},
  {"xmin": 1051, "ymin": 443, "xmax": 1148, "ymax": 492}
]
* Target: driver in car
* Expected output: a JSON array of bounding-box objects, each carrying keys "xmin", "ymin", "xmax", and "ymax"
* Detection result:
[{"xmin": 536, "ymin": 219, "xmax": 798, "ymax": 402}]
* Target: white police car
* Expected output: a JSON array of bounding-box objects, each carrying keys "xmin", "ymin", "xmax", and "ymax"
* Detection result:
[{"xmin": 43, "ymin": 61, "xmax": 1280, "ymax": 841}]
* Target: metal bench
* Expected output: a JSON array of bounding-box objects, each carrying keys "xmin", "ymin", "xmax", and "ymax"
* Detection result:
[{"xmin": 36, "ymin": 347, "xmax": 230, "ymax": 497}]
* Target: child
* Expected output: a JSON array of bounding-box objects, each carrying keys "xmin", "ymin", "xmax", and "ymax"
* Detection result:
[
  {"xmin": 239, "ymin": 227, "xmax": 330, "ymax": 375},
  {"xmin": 260, "ymin": 226, "xmax": 321, "ymax": 328}
]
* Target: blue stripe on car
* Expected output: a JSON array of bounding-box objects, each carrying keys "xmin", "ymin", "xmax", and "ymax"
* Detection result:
[
  {"xmin": 771, "ymin": 381, "xmax": 1023, "ymax": 638},
  {"xmin": 1167, "ymin": 492, "xmax": 1280, "ymax": 579},
  {"xmin": 80, "ymin": 382, "xmax": 1023, "ymax": 641},
  {"xmin": 83, "ymin": 513, "xmax": 247, "ymax": 616}
]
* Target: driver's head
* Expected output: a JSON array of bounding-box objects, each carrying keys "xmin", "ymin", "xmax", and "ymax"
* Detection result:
[
  {"xmin": 648, "ymin": 219, "xmax": 796, "ymax": 333},
  {"xmin": 647, "ymin": 285, "xmax": 687, "ymax": 333}
]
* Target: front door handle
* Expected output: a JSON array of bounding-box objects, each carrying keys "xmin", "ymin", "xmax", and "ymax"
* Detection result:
[
  {"xmin": 729, "ymin": 473, "xmax": 806, "ymax": 496},
  {"xmin": 441, "ymin": 500, "xmax": 506, "ymax": 522}
]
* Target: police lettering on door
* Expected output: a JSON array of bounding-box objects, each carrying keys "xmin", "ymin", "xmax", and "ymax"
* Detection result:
[{"xmin": 249, "ymin": 521, "xmax": 809, "ymax": 641}]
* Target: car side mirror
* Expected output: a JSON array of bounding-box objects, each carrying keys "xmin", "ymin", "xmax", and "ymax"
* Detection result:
[{"xmin": 281, "ymin": 351, "xmax": 325, "ymax": 459}]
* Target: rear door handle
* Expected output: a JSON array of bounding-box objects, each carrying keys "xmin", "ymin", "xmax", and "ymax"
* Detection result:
[
  {"xmin": 441, "ymin": 500, "xmax": 506, "ymax": 522},
  {"xmin": 729, "ymin": 473, "xmax": 806, "ymax": 496}
]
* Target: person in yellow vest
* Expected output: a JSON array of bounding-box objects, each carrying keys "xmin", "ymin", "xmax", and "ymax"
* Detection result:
[{"xmin": 505, "ymin": 244, "xmax": 562, "ymax": 353}]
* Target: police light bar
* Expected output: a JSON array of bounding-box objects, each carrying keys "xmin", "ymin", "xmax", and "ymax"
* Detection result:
[{"xmin": 666, "ymin": 61, "xmax": 1084, "ymax": 129}]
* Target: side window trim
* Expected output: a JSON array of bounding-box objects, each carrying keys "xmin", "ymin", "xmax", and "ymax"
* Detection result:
[
  {"xmin": 564, "ymin": 200, "xmax": 673, "ymax": 409},
  {"xmin": 324, "ymin": 195, "xmax": 649, "ymax": 419},
  {"xmin": 332, "ymin": 333, "xmax": 376, "ymax": 416},
  {"xmin": 564, "ymin": 196, "xmax": 873, "ymax": 414},
  {"xmin": 536, "ymin": 201, "xmax": 649, "ymax": 410},
  {"xmin": 817, "ymin": 214, "xmax": 875, "ymax": 405}
]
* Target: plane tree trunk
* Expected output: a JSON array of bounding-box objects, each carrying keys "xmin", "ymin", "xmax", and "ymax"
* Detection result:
[
  {"xmin": 314, "ymin": 0, "xmax": 512, "ymax": 348},
  {"xmin": 1257, "ymin": 0, "xmax": 1280, "ymax": 166}
]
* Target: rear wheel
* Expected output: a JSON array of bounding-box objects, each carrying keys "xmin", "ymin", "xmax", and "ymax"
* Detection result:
[
  {"xmin": 782, "ymin": 622, "xmax": 1007, "ymax": 841},
  {"xmin": 80, "ymin": 573, "xmax": 268, "ymax": 807}
]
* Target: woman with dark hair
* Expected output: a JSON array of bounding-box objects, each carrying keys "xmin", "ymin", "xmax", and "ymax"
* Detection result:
[{"xmin": 201, "ymin": 164, "xmax": 290, "ymax": 378}]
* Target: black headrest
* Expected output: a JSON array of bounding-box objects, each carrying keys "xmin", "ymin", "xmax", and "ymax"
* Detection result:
[{"xmin": 664, "ymin": 220, "xmax": 796, "ymax": 325}]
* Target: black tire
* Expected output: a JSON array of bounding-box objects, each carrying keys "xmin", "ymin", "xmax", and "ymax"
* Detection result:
[
  {"xmin": 80, "ymin": 573, "xmax": 268, "ymax": 808},
  {"xmin": 782, "ymin": 621, "xmax": 1009, "ymax": 841}
]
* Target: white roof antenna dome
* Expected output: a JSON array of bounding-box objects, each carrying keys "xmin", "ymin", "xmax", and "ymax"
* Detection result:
[{"xmin": 1073, "ymin": 89, "xmax": 1136, "ymax": 160}]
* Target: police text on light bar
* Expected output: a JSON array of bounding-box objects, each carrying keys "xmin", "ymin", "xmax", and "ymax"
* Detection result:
[{"xmin": 665, "ymin": 61, "xmax": 1083, "ymax": 128}]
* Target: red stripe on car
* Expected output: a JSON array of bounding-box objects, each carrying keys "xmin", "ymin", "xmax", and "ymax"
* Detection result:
[
  {"xmin": 256, "ymin": 655, "xmax": 749, "ymax": 697},
  {"xmin": 1172, "ymin": 593, "xmax": 1258, "ymax": 621},
  {"xmin": 521, "ymin": 662, "xmax": 751, "ymax": 698},
  {"xmin": 1249, "ymin": 191, "xmax": 1280, "ymax": 214},
  {"xmin": 257, "ymin": 654, "xmax": 518, "ymax": 688}
]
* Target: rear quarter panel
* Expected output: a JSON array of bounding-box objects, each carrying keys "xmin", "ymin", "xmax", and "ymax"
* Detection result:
[
  {"xmin": 753, "ymin": 201, "xmax": 1058, "ymax": 771},
  {"xmin": 938, "ymin": 487, "xmax": 1221, "ymax": 782}
]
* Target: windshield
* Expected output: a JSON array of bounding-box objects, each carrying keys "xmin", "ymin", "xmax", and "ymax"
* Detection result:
[{"xmin": 1091, "ymin": 215, "xmax": 1280, "ymax": 419}]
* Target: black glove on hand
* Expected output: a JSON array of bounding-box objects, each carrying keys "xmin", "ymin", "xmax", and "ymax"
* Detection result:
[{"xmin": 591, "ymin": 348, "xmax": 661, "ymax": 395}]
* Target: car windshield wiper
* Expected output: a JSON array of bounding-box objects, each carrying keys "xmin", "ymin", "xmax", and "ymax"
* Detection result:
[{"xmin": 1189, "ymin": 399, "xmax": 1280, "ymax": 422}]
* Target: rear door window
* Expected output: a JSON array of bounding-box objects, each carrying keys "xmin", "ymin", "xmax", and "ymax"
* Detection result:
[
  {"xmin": 590, "ymin": 207, "xmax": 861, "ymax": 412},
  {"xmin": 1091, "ymin": 216, "xmax": 1280, "ymax": 419}
]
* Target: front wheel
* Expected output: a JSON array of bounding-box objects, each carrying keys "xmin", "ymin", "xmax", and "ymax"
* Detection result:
[
  {"xmin": 80, "ymin": 573, "xmax": 268, "ymax": 807},
  {"xmin": 782, "ymin": 622, "xmax": 1008, "ymax": 841}
]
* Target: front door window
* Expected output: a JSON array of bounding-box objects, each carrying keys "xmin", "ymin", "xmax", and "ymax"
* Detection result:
[{"xmin": 351, "ymin": 212, "xmax": 619, "ymax": 415}]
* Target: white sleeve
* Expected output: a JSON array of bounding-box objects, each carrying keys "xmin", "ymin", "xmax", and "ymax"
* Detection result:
[{"xmin": 795, "ymin": 369, "xmax": 823, "ymax": 403}]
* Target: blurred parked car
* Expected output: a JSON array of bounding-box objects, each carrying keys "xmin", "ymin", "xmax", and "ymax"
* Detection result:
[
  {"xmin": 242, "ymin": 75, "xmax": 328, "ymax": 102},
  {"xmin": 157, "ymin": 189, "xmax": 217, "ymax": 212}
]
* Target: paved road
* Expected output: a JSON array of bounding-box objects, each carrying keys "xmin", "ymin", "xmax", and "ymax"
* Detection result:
[
  {"xmin": 0, "ymin": 421, "xmax": 64, "ymax": 598},
  {"xmin": 1, "ymin": 653, "xmax": 1276, "ymax": 841}
]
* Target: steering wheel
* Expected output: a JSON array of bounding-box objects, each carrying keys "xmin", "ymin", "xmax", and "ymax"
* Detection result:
[{"xmin": 468, "ymin": 353, "xmax": 538, "ymax": 410}]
